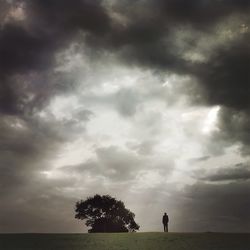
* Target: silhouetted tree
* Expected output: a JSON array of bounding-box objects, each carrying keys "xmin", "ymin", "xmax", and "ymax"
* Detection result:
[{"xmin": 75, "ymin": 194, "xmax": 140, "ymax": 233}]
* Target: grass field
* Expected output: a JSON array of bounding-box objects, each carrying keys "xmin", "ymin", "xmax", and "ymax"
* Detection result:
[{"xmin": 0, "ymin": 232, "xmax": 250, "ymax": 250}]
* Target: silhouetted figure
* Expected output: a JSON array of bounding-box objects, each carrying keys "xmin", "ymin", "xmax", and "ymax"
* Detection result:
[{"xmin": 162, "ymin": 212, "xmax": 169, "ymax": 232}]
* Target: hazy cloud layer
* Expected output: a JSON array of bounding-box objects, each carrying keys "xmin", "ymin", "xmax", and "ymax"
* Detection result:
[{"xmin": 176, "ymin": 180, "xmax": 250, "ymax": 232}]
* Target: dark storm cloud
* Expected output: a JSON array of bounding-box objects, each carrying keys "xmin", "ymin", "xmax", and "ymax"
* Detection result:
[
  {"xmin": 1, "ymin": 0, "xmax": 250, "ymax": 117},
  {"xmin": 0, "ymin": 24, "xmax": 53, "ymax": 115},
  {"xmin": 0, "ymin": 0, "xmax": 108, "ymax": 221},
  {"xmin": 0, "ymin": 1, "xmax": 111, "ymax": 232},
  {"xmin": 212, "ymin": 107, "xmax": 250, "ymax": 154},
  {"xmin": 29, "ymin": 0, "xmax": 110, "ymax": 34},
  {"xmin": 91, "ymin": 0, "xmax": 250, "ymax": 156},
  {"xmin": 194, "ymin": 34, "xmax": 250, "ymax": 110},
  {"xmin": 101, "ymin": 1, "xmax": 250, "ymax": 154},
  {"xmin": 85, "ymin": 0, "xmax": 250, "ymax": 71},
  {"xmin": 154, "ymin": 0, "xmax": 250, "ymax": 28},
  {"xmin": 0, "ymin": 24, "xmax": 52, "ymax": 75},
  {"xmin": 0, "ymin": 0, "xmax": 110, "ymax": 115},
  {"xmin": 201, "ymin": 163, "xmax": 250, "ymax": 182},
  {"xmin": 1, "ymin": 0, "xmax": 250, "ymax": 233},
  {"xmin": 110, "ymin": 1, "xmax": 250, "ymax": 155}
]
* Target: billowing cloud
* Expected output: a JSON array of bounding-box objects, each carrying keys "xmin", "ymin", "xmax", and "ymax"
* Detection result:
[
  {"xmin": 200, "ymin": 163, "xmax": 250, "ymax": 182},
  {"xmin": 1, "ymin": 0, "xmax": 250, "ymax": 233}
]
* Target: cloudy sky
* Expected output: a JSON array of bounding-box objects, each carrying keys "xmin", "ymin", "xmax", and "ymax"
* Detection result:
[{"xmin": 0, "ymin": 0, "xmax": 250, "ymax": 233}]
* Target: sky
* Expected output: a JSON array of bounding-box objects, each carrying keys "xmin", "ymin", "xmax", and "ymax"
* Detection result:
[{"xmin": 0, "ymin": 0, "xmax": 250, "ymax": 233}]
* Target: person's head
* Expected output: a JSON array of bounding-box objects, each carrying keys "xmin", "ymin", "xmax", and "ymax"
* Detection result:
[{"xmin": 164, "ymin": 212, "xmax": 167, "ymax": 215}]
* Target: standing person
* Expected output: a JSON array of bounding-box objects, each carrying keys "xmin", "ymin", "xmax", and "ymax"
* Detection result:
[{"xmin": 162, "ymin": 212, "xmax": 169, "ymax": 232}]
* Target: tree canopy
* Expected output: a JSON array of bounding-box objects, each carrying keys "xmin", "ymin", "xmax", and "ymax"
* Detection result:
[{"xmin": 75, "ymin": 194, "xmax": 140, "ymax": 233}]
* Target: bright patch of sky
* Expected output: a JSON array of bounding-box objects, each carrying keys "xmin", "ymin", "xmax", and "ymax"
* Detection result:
[{"xmin": 43, "ymin": 55, "xmax": 228, "ymax": 191}]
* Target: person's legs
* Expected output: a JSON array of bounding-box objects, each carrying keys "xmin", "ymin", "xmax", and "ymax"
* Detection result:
[
  {"xmin": 166, "ymin": 223, "xmax": 168, "ymax": 232},
  {"xmin": 164, "ymin": 224, "xmax": 166, "ymax": 232}
]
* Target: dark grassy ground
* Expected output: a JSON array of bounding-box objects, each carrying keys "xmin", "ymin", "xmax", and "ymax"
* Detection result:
[{"xmin": 0, "ymin": 232, "xmax": 250, "ymax": 250}]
